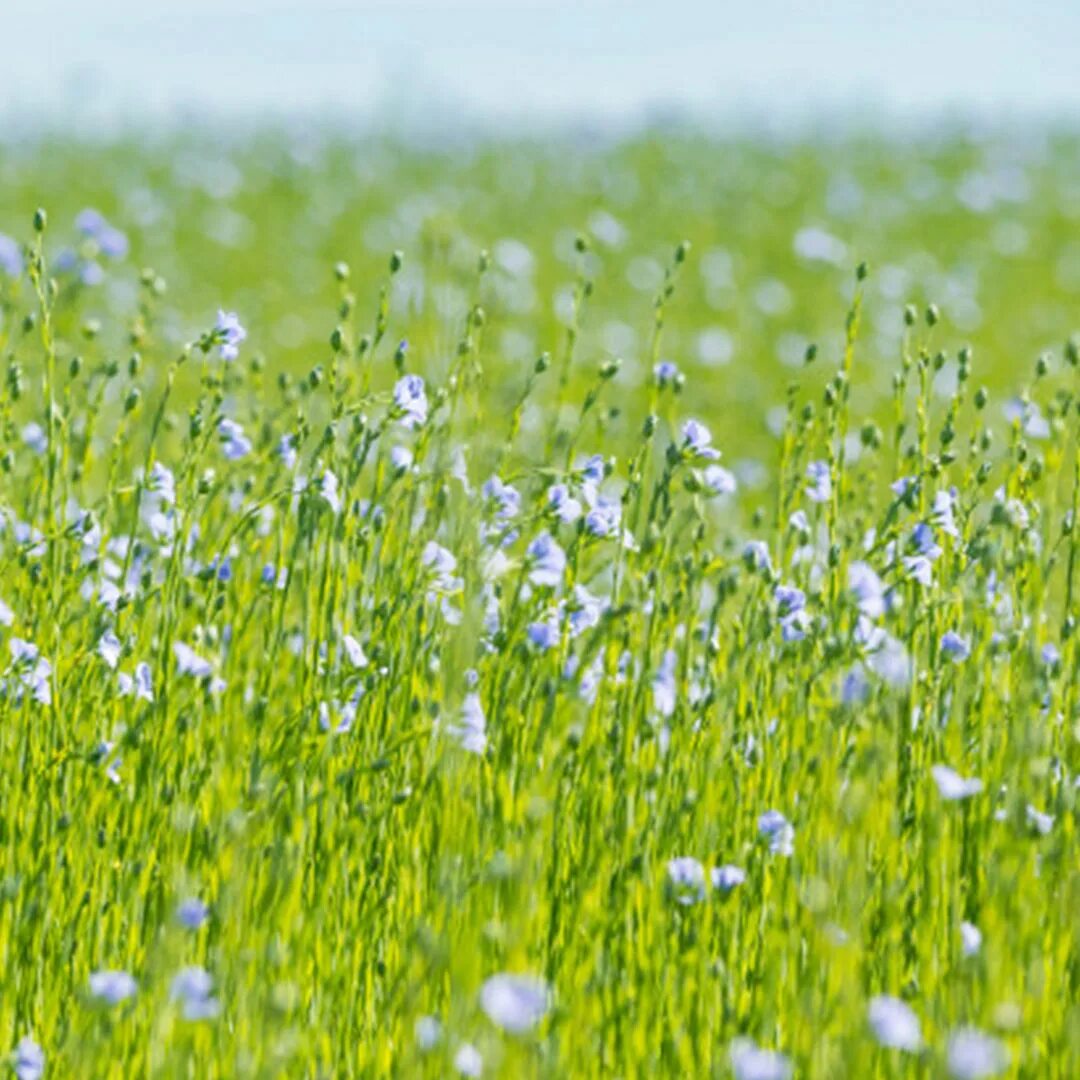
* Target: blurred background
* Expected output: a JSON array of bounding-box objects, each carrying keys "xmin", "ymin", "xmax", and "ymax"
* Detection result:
[
  {"xmin": 1, "ymin": 1, "xmax": 1078, "ymax": 485},
  {"xmin": 5, "ymin": 0, "xmax": 1080, "ymax": 132}
]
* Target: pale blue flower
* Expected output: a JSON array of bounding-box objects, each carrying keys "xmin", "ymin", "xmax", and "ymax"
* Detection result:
[
  {"xmin": 174, "ymin": 641, "xmax": 213, "ymax": 678},
  {"xmin": 454, "ymin": 1043, "xmax": 483, "ymax": 1077},
  {"xmin": 21, "ymin": 423, "xmax": 47, "ymax": 456},
  {"xmin": 215, "ymin": 310, "xmax": 247, "ymax": 361},
  {"xmin": 666, "ymin": 856, "xmax": 707, "ymax": 905},
  {"xmin": 653, "ymin": 650, "xmax": 677, "ymax": 718},
  {"xmin": 911, "ymin": 522, "xmax": 941, "ymax": 558},
  {"xmin": 729, "ymin": 1037, "xmax": 791, "ymax": 1080},
  {"xmin": 682, "ymin": 419, "xmax": 720, "ymax": 459},
  {"xmin": 148, "ymin": 461, "xmax": 176, "ymax": 504},
  {"xmin": 743, "ymin": 539, "xmax": 773, "ymax": 574},
  {"xmin": 97, "ymin": 629, "xmax": 122, "ymax": 670},
  {"xmin": 480, "ymin": 972, "xmax": 551, "ymax": 1034},
  {"xmin": 171, "ymin": 966, "xmax": 220, "ymax": 1020},
  {"xmin": 805, "ymin": 460, "xmax": 831, "ymax": 503},
  {"xmin": 527, "ymin": 617, "xmax": 560, "ymax": 651},
  {"xmin": 584, "ymin": 496, "xmax": 621, "ymax": 539},
  {"xmin": 13, "ymin": 1036, "xmax": 44, "ymax": 1080},
  {"xmin": 578, "ymin": 453, "xmax": 606, "ymax": 486},
  {"xmin": 711, "ymin": 864, "xmax": 746, "ymax": 893},
  {"xmin": 941, "ymin": 630, "xmax": 970, "ymax": 661},
  {"xmin": 704, "ymin": 464, "xmax": 737, "ymax": 496},
  {"xmin": 117, "ymin": 662, "xmax": 154, "ymax": 703},
  {"xmin": 868, "ymin": 995, "xmax": 922, "ymax": 1052},
  {"xmin": 891, "ymin": 475, "xmax": 917, "ymax": 498},
  {"xmin": 566, "ymin": 584, "xmax": 605, "ymax": 637},
  {"xmin": 903, "ymin": 554, "xmax": 934, "ymax": 587},
  {"xmin": 218, "ymin": 418, "xmax": 251, "ymax": 460},
  {"xmin": 277, "ymin": 434, "xmax": 298, "ymax": 469},
  {"xmin": 848, "ymin": 561, "xmax": 886, "ymax": 619},
  {"xmin": 758, "ymin": 809, "xmax": 794, "ymax": 856},
  {"xmin": 0, "ymin": 234, "xmax": 22, "ymax": 277},
  {"xmin": 482, "ymin": 475, "xmax": 521, "ymax": 521},
  {"xmin": 447, "ymin": 692, "xmax": 487, "ymax": 754},
  {"xmin": 527, "ymin": 532, "xmax": 566, "ymax": 587},
  {"xmin": 654, "ymin": 360, "xmax": 680, "ymax": 385},
  {"xmin": 547, "ymin": 483, "xmax": 582, "ymax": 524},
  {"xmin": 415, "ymin": 1015, "xmax": 442, "ymax": 1051},
  {"xmin": 946, "ymin": 1027, "xmax": 1008, "ymax": 1079},
  {"xmin": 89, "ymin": 970, "xmax": 137, "ymax": 1005},
  {"xmin": 176, "ymin": 897, "xmax": 209, "ymax": 930},
  {"xmin": 390, "ymin": 445, "xmax": 413, "ymax": 471},
  {"xmin": 394, "ymin": 374, "xmax": 428, "ymax": 428},
  {"xmin": 932, "ymin": 488, "xmax": 960, "ymax": 538}
]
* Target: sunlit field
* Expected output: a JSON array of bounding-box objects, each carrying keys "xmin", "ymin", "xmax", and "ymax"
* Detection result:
[{"xmin": 0, "ymin": 125, "xmax": 1078, "ymax": 1077}]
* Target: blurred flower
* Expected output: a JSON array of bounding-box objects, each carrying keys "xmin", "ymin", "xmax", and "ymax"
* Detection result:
[
  {"xmin": 89, "ymin": 970, "xmax": 137, "ymax": 1005},
  {"xmin": 758, "ymin": 809, "xmax": 794, "ymax": 856},
  {"xmin": 941, "ymin": 630, "xmax": 970, "ymax": 661},
  {"xmin": 868, "ymin": 995, "xmax": 922, "ymax": 1051},
  {"xmin": 480, "ymin": 973, "xmax": 551, "ymax": 1034},
  {"xmin": 946, "ymin": 1027, "xmax": 1008, "ymax": 1079},
  {"xmin": 176, "ymin": 897, "xmax": 209, "ymax": 930},
  {"xmin": 666, "ymin": 856, "xmax": 707, "ymax": 905},
  {"xmin": 454, "ymin": 1044, "xmax": 483, "ymax": 1077},
  {"xmin": 932, "ymin": 765, "xmax": 983, "ymax": 800},
  {"xmin": 960, "ymin": 920, "xmax": 982, "ymax": 957},
  {"xmin": 805, "ymin": 460, "xmax": 831, "ymax": 503},
  {"xmin": 653, "ymin": 650, "xmax": 677, "ymax": 718},
  {"xmin": 447, "ymin": 693, "xmax": 487, "ymax": 755},
  {"xmin": 171, "ymin": 966, "xmax": 220, "ymax": 1020},
  {"xmin": 729, "ymin": 1037, "xmax": 791, "ymax": 1080},
  {"xmin": 711, "ymin": 864, "xmax": 746, "ymax": 893},
  {"xmin": 12, "ymin": 1036, "xmax": 44, "ymax": 1080},
  {"xmin": 0, "ymin": 234, "xmax": 22, "ymax": 277}
]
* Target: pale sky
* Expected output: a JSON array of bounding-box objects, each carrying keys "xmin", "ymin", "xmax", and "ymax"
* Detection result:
[{"xmin": 3, "ymin": 0, "xmax": 1080, "ymax": 130}]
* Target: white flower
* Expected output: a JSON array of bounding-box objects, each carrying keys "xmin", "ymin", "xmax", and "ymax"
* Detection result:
[
  {"xmin": 479, "ymin": 973, "xmax": 551, "ymax": 1034},
  {"xmin": 946, "ymin": 1027, "xmax": 1008, "ymax": 1079},
  {"xmin": 868, "ymin": 995, "xmax": 922, "ymax": 1051},
  {"xmin": 932, "ymin": 764, "xmax": 983, "ymax": 801}
]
